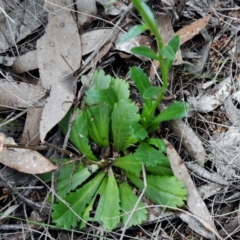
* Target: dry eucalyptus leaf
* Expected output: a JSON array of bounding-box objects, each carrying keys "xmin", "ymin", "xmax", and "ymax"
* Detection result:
[
  {"xmin": 80, "ymin": 41, "xmax": 112, "ymax": 75},
  {"xmin": 164, "ymin": 139, "xmax": 217, "ymax": 235},
  {"xmin": 37, "ymin": 0, "xmax": 81, "ymax": 142},
  {"xmin": 176, "ymin": 15, "xmax": 211, "ymax": 45},
  {"xmin": 179, "ymin": 213, "xmax": 216, "ymax": 239},
  {"xmin": 224, "ymin": 96, "xmax": 240, "ymax": 127},
  {"xmin": 208, "ymin": 127, "xmax": 240, "ymax": 179},
  {"xmin": 168, "ymin": 119, "xmax": 206, "ymax": 166},
  {"xmin": 187, "ymin": 76, "xmax": 231, "ymax": 113},
  {"xmin": 76, "ymin": 0, "xmax": 97, "ymax": 27},
  {"xmin": 114, "ymin": 31, "xmax": 151, "ymax": 60},
  {"xmin": 20, "ymin": 107, "xmax": 43, "ymax": 146},
  {"xmin": 96, "ymin": 0, "xmax": 128, "ymax": 15},
  {"xmin": 0, "ymin": 133, "xmax": 57, "ymax": 174},
  {"xmin": 0, "ymin": 79, "xmax": 46, "ymax": 108},
  {"xmin": 81, "ymin": 29, "xmax": 111, "ymax": 56},
  {"xmin": 12, "ymin": 50, "xmax": 38, "ymax": 74},
  {"xmin": 0, "ymin": 56, "xmax": 15, "ymax": 66}
]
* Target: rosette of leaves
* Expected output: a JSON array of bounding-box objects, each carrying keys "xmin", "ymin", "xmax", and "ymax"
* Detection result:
[
  {"xmin": 43, "ymin": 70, "xmax": 189, "ymax": 230},
  {"xmin": 43, "ymin": 0, "xmax": 190, "ymax": 231}
]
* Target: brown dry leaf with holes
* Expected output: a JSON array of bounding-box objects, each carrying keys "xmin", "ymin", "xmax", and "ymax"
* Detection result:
[
  {"xmin": 37, "ymin": 0, "xmax": 81, "ymax": 142},
  {"xmin": 164, "ymin": 139, "xmax": 217, "ymax": 236},
  {"xmin": 0, "ymin": 133, "xmax": 56, "ymax": 174}
]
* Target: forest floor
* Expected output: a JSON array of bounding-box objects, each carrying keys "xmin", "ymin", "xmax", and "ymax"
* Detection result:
[{"xmin": 1, "ymin": 0, "xmax": 240, "ymax": 239}]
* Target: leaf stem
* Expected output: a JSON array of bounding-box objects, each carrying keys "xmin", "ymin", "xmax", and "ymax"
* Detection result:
[{"xmin": 132, "ymin": 0, "xmax": 168, "ymax": 121}]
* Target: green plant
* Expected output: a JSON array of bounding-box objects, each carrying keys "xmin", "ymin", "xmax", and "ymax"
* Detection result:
[{"xmin": 42, "ymin": 0, "xmax": 190, "ymax": 231}]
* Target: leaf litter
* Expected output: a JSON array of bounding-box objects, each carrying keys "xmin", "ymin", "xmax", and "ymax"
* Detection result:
[{"xmin": 1, "ymin": 0, "xmax": 240, "ymax": 239}]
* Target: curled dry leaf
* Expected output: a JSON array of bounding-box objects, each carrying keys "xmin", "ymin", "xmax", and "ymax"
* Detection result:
[
  {"xmin": 0, "ymin": 133, "xmax": 57, "ymax": 174},
  {"xmin": 96, "ymin": 0, "xmax": 128, "ymax": 15},
  {"xmin": 187, "ymin": 76, "xmax": 232, "ymax": 113},
  {"xmin": 37, "ymin": 0, "xmax": 81, "ymax": 141},
  {"xmin": 12, "ymin": 50, "xmax": 38, "ymax": 74},
  {"xmin": 164, "ymin": 139, "xmax": 217, "ymax": 236},
  {"xmin": 208, "ymin": 127, "xmax": 240, "ymax": 179},
  {"xmin": 224, "ymin": 96, "xmax": 240, "ymax": 126}
]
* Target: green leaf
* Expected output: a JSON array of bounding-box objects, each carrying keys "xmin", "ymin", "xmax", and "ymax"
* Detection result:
[
  {"xmin": 91, "ymin": 70, "xmax": 112, "ymax": 90},
  {"xmin": 130, "ymin": 67, "xmax": 151, "ymax": 99},
  {"xmin": 131, "ymin": 122, "xmax": 148, "ymax": 140},
  {"xmin": 130, "ymin": 67, "xmax": 152, "ymax": 115},
  {"xmin": 56, "ymin": 163, "xmax": 99, "ymax": 198},
  {"xmin": 132, "ymin": 0, "xmax": 158, "ymax": 37},
  {"xmin": 85, "ymin": 103, "xmax": 110, "ymax": 147},
  {"xmin": 143, "ymin": 86, "xmax": 164, "ymax": 99},
  {"xmin": 112, "ymin": 100, "xmax": 140, "ymax": 151},
  {"xmin": 81, "ymin": 70, "xmax": 111, "ymax": 89},
  {"xmin": 110, "ymin": 76, "xmax": 130, "ymax": 102},
  {"xmin": 146, "ymin": 138, "xmax": 166, "ymax": 152},
  {"xmin": 165, "ymin": 35, "xmax": 180, "ymax": 71},
  {"xmin": 131, "ymin": 46, "xmax": 159, "ymax": 60},
  {"xmin": 86, "ymin": 74, "xmax": 130, "ymax": 107},
  {"xmin": 86, "ymin": 87, "xmax": 118, "ymax": 107},
  {"xmin": 151, "ymin": 102, "xmax": 190, "ymax": 124},
  {"xmin": 92, "ymin": 177, "xmax": 108, "ymax": 223},
  {"xmin": 80, "ymin": 176, "xmax": 108, "ymax": 229},
  {"xmin": 120, "ymin": 24, "xmax": 148, "ymax": 43},
  {"xmin": 59, "ymin": 109, "xmax": 97, "ymax": 161},
  {"xmin": 113, "ymin": 154, "xmax": 142, "ymax": 177},
  {"xmin": 100, "ymin": 167, "xmax": 120, "ymax": 230},
  {"xmin": 52, "ymin": 170, "xmax": 105, "ymax": 229},
  {"xmin": 140, "ymin": 102, "xmax": 153, "ymax": 122},
  {"xmin": 168, "ymin": 35, "xmax": 180, "ymax": 54},
  {"xmin": 134, "ymin": 142, "xmax": 167, "ymax": 167},
  {"xmin": 146, "ymin": 164, "xmax": 173, "ymax": 176},
  {"xmin": 126, "ymin": 172, "xmax": 187, "ymax": 208},
  {"xmin": 159, "ymin": 45, "xmax": 175, "ymax": 60},
  {"xmin": 119, "ymin": 182, "xmax": 147, "ymax": 227}
]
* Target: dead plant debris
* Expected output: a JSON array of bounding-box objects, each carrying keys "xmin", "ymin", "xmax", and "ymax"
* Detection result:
[{"xmin": 1, "ymin": 0, "xmax": 240, "ymax": 239}]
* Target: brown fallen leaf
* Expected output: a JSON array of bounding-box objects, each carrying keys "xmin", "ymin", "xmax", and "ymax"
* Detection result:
[
  {"xmin": 75, "ymin": 0, "xmax": 97, "ymax": 28},
  {"xmin": 150, "ymin": 15, "xmax": 211, "ymax": 79},
  {"xmin": 37, "ymin": 0, "xmax": 82, "ymax": 141},
  {"xmin": 164, "ymin": 139, "xmax": 217, "ymax": 235},
  {"xmin": 0, "ymin": 79, "xmax": 46, "ymax": 109},
  {"xmin": 12, "ymin": 50, "xmax": 38, "ymax": 74},
  {"xmin": 168, "ymin": 119, "xmax": 206, "ymax": 166},
  {"xmin": 20, "ymin": 107, "xmax": 43, "ymax": 146},
  {"xmin": 0, "ymin": 133, "xmax": 56, "ymax": 174},
  {"xmin": 176, "ymin": 15, "xmax": 212, "ymax": 45}
]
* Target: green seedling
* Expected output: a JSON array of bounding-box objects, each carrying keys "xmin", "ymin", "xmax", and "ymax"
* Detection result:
[{"xmin": 42, "ymin": 0, "xmax": 190, "ymax": 231}]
